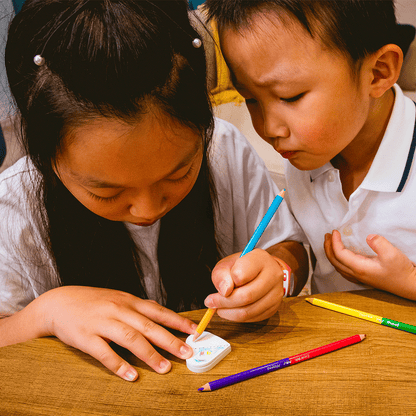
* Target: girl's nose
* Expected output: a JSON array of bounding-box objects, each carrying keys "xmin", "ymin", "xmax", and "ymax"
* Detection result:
[{"xmin": 129, "ymin": 189, "xmax": 167, "ymax": 221}]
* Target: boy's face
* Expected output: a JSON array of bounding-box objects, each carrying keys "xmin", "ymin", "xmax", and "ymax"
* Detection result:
[{"xmin": 220, "ymin": 13, "xmax": 372, "ymax": 171}]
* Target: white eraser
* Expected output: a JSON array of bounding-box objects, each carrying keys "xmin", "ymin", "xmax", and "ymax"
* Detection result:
[{"xmin": 185, "ymin": 331, "xmax": 231, "ymax": 373}]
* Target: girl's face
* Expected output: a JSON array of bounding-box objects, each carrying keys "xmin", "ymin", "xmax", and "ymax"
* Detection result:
[
  {"xmin": 55, "ymin": 111, "xmax": 203, "ymax": 225},
  {"xmin": 220, "ymin": 13, "xmax": 374, "ymax": 171}
]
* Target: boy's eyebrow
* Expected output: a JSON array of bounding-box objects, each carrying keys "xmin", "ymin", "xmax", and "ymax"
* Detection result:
[
  {"xmin": 70, "ymin": 141, "xmax": 202, "ymax": 189},
  {"xmin": 230, "ymin": 68, "xmax": 301, "ymax": 89}
]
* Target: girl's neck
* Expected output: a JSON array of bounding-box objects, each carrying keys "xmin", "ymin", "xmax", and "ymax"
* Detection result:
[{"xmin": 331, "ymin": 88, "xmax": 395, "ymax": 200}]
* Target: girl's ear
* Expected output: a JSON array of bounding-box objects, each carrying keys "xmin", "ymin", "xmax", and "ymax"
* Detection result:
[{"xmin": 368, "ymin": 44, "xmax": 403, "ymax": 98}]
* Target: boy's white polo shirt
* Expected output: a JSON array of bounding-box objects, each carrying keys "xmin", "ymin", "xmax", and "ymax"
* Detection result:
[{"xmin": 285, "ymin": 84, "xmax": 416, "ymax": 294}]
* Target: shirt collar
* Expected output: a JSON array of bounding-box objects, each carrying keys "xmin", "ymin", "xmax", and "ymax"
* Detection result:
[
  {"xmin": 360, "ymin": 84, "xmax": 416, "ymax": 192},
  {"xmin": 309, "ymin": 163, "xmax": 333, "ymax": 182}
]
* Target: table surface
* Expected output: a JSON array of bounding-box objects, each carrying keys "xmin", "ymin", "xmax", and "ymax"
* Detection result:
[{"xmin": 1, "ymin": 289, "xmax": 416, "ymax": 416}]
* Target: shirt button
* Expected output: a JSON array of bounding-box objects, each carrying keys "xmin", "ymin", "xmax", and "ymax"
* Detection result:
[
  {"xmin": 343, "ymin": 226, "xmax": 353, "ymax": 236},
  {"xmin": 328, "ymin": 173, "xmax": 335, "ymax": 182}
]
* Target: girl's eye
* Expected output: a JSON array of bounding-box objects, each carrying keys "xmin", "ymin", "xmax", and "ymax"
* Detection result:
[
  {"xmin": 280, "ymin": 93, "xmax": 305, "ymax": 103},
  {"xmin": 88, "ymin": 191, "xmax": 121, "ymax": 203},
  {"xmin": 170, "ymin": 164, "xmax": 196, "ymax": 184},
  {"xmin": 245, "ymin": 98, "xmax": 258, "ymax": 105}
]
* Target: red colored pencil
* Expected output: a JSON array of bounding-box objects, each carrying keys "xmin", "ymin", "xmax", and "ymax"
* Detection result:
[{"xmin": 198, "ymin": 334, "xmax": 366, "ymax": 391}]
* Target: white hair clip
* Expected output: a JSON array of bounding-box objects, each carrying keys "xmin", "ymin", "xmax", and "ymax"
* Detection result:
[
  {"xmin": 192, "ymin": 38, "xmax": 202, "ymax": 48},
  {"xmin": 33, "ymin": 54, "xmax": 46, "ymax": 66}
]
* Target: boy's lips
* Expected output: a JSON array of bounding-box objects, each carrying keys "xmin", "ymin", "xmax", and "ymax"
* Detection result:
[{"xmin": 279, "ymin": 150, "xmax": 297, "ymax": 159}]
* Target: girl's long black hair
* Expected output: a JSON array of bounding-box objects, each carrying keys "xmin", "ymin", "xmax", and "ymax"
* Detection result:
[{"xmin": 5, "ymin": 0, "xmax": 221, "ymax": 311}]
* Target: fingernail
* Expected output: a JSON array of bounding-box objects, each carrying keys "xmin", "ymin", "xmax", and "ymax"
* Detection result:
[
  {"xmin": 191, "ymin": 323, "xmax": 198, "ymax": 331},
  {"xmin": 124, "ymin": 368, "xmax": 137, "ymax": 381},
  {"xmin": 180, "ymin": 345, "xmax": 193, "ymax": 358},
  {"xmin": 159, "ymin": 360, "xmax": 170, "ymax": 372},
  {"xmin": 219, "ymin": 280, "xmax": 229, "ymax": 296},
  {"xmin": 205, "ymin": 297, "xmax": 214, "ymax": 308}
]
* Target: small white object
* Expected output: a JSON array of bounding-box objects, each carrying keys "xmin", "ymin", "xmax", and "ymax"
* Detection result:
[
  {"xmin": 33, "ymin": 55, "xmax": 45, "ymax": 66},
  {"xmin": 192, "ymin": 38, "xmax": 202, "ymax": 48},
  {"xmin": 185, "ymin": 331, "xmax": 231, "ymax": 373}
]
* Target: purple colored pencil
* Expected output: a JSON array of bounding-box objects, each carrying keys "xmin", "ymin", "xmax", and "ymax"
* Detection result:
[{"xmin": 198, "ymin": 334, "xmax": 365, "ymax": 391}]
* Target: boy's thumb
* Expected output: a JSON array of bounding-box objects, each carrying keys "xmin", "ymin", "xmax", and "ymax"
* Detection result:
[{"xmin": 366, "ymin": 234, "xmax": 391, "ymax": 255}]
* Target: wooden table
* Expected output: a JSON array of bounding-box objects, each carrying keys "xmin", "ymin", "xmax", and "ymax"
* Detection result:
[{"xmin": 1, "ymin": 289, "xmax": 416, "ymax": 415}]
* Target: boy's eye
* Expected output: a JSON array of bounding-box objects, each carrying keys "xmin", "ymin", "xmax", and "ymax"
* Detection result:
[
  {"xmin": 245, "ymin": 98, "xmax": 258, "ymax": 105},
  {"xmin": 280, "ymin": 93, "xmax": 305, "ymax": 103}
]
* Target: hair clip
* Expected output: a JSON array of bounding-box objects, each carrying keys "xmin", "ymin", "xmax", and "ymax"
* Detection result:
[
  {"xmin": 192, "ymin": 38, "xmax": 202, "ymax": 48},
  {"xmin": 33, "ymin": 55, "xmax": 46, "ymax": 66}
]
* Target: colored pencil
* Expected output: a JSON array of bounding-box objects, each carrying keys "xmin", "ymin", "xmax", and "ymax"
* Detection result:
[
  {"xmin": 193, "ymin": 189, "xmax": 286, "ymax": 341},
  {"xmin": 306, "ymin": 298, "xmax": 416, "ymax": 335},
  {"xmin": 198, "ymin": 334, "xmax": 365, "ymax": 391}
]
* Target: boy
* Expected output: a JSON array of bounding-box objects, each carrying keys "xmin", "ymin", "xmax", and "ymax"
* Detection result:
[{"xmin": 204, "ymin": 0, "xmax": 416, "ymax": 300}]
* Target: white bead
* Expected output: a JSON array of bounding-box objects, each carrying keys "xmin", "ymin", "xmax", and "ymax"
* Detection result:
[
  {"xmin": 192, "ymin": 38, "xmax": 202, "ymax": 48},
  {"xmin": 33, "ymin": 55, "xmax": 45, "ymax": 66}
]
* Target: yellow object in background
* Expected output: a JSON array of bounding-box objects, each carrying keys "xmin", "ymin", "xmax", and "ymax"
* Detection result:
[{"xmin": 209, "ymin": 20, "xmax": 245, "ymax": 107}]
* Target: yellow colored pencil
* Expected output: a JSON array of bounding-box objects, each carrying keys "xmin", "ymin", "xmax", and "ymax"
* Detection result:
[
  {"xmin": 306, "ymin": 298, "xmax": 383, "ymax": 324},
  {"xmin": 193, "ymin": 308, "xmax": 216, "ymax": 341},
  {"xmin": 306, "ymin": 298, "xmax": 416, "ymax": 336}
]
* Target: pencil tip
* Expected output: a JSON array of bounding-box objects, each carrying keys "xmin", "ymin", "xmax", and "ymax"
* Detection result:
[
  {"xmin": 359, "ymin": 334, "xmax": 366, "ymax": 340},
  {"xmin": 193, "ymin": 332, "xmax": 200, "ymax": 342},
  {"xmin": 305, "ymin": 298, "xmax": 313, "ymax": 303},
  {"xmin": 280, "ymin": 189, "xmax": 286, "ymax": 197},
  {"xmin": 198, "ymin": 387, "xmax": 204, "ymax": 392}
]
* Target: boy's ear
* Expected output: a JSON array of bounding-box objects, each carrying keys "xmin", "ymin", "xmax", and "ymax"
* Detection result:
[{"xmin": 368, "ymin": 44, "xmax": 403, "ymax": 98}]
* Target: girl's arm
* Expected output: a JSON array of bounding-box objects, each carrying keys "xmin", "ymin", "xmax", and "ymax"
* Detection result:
[
  {"xmin": 0, "ymin": 286, "xmax": 197, "ymax": 381},
  {"xmin": 0, "ymin": 300, "xmax": 49, "ymax": 346}
]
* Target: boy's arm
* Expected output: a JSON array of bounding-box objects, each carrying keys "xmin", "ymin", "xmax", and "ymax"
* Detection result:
[{"xmin": 266, "ymin": 240, "xmax": 309, "ymax": 296}]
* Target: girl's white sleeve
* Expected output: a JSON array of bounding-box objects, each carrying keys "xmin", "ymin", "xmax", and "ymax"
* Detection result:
[{"xmin": 0, "ymin": 158, "xmax": 58, "ymax": 315}]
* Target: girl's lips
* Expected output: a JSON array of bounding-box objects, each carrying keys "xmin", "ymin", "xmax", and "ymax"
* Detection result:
[
  {"xmin": 134, "ymin": 219, "xmax": 158, "ymax": 226},
  {"xmin": 280, "ymin": 151, "xmax": 297, "ymax": 159}
]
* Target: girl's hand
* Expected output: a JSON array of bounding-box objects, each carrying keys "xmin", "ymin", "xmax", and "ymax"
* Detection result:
[
  {"xmin": 324, "ymin": 230, "xmax": 416, "ymax": 299},
  {"xmin": 37, "ymin": 286, "xmax": 196, "ymax": 381},
  {"xmin": 204, "ymin": 249, "xmax": 285, "ymax": 322}
]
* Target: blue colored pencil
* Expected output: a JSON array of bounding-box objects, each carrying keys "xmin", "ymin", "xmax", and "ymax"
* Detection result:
[
  {"xmin": 193, "ymin": 189, "xmax": 286, "ymax": 341},
  {"xmin": 240, "ymin": 189, "xmax": 285, "ymax": 256},
  {"xmin": 198, "ymin": 334, "xmax": 365, "ymax": 391}
]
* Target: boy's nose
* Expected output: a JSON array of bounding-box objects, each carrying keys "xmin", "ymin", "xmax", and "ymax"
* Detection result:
[{"xmin": 263, "ymin": 109, "xmax": 289, "ymax": 140}]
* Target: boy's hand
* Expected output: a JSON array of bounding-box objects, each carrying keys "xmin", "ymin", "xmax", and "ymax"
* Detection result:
[
  {"xmin": 204, "ymin": 249, "xmax": 285, "ymax": 322},
  {"xmin": 324, "ymin": 230, "xmax": 416, "ymax": 299},
  {"xmin": 37, "ymin": 286, "xmax": 196, "ymax": 381}
]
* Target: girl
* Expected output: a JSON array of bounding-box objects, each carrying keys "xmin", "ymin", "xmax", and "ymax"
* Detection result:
[{"xmin": 0, "ymin": 0, "xmax": 308, "ymax": 381}]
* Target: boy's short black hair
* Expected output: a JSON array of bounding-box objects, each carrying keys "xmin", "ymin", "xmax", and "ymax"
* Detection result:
[{"xmin": 204, "ymin": 0, "xmax": 399, "ymax": 63}]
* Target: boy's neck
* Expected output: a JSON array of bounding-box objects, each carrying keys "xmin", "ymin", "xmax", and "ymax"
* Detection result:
[{"xmin": 331, "ymin": 88, "xmax": 395, "ymax": 200}]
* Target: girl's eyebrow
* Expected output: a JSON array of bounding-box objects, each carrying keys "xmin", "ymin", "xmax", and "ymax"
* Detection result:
[{"xmin": 70, "ymin": 140, "xmax": 202, "ymax": 189}]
